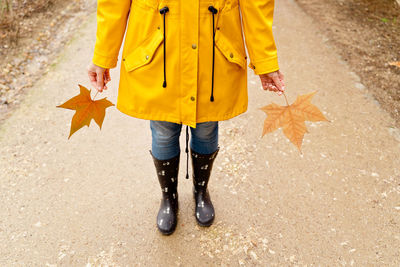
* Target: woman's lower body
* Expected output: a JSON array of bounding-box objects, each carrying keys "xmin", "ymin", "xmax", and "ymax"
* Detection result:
[
  {"xmin": 149, "ymin": 120, "xmax": 220, "ymax": 235},
  {"xmin": 150, "ymin": 120, "xmax": 219, "ymax": 159}
]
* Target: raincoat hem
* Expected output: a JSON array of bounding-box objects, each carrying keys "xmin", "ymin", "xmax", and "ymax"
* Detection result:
[
  {"xmin": 115, "ymin": 103, "xmax": 248, "ymax": 129},
  {"xmin": 196, "ymin": 105, "xmax": 247, "ymax": 123}
]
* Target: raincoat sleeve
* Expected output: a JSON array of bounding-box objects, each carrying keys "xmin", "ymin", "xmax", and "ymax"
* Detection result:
[
  {"xmin": 239, "ymin": 0, "xmax": 280, "ymax": 75},
  {"xmin": 92, "ymin": 0, "xmax": 131, "ymax": 69}
]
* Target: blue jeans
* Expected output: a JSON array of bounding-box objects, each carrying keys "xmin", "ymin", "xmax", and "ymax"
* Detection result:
[{"xmin": 150, "ymin": 120, "xmax": 219, "ymax": 160}]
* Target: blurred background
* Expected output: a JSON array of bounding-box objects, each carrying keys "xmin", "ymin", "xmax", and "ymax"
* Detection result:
[
  {"xmin": 0, "ymin": 0, "xmax": 96, "ymax": 119},
  {"xmin": 295, "ymin": 0, "xmax": 400, "ymax": 127}
]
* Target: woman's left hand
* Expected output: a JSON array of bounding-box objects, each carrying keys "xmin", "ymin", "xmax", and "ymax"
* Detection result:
[{"xmin": 259, "ymin": 70, "xmax": 285, "ymax": 96}]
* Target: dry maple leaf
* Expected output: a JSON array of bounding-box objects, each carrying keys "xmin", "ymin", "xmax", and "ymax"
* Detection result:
[
  {"xmin": 260, "ymin": 91, "xmax": 329, "ymax": 153},
  {"xmin": 56, "ymin": 84, "xmax": 114, "ymax": 139},
  {"xmin": 389, "ymin": 61, "xmax": 400, "ymax": 68}
]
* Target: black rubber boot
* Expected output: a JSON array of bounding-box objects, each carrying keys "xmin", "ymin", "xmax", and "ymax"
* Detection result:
[
  {"xmin": 150, "ymin": 150, "xmax": 180, "ymax": 235},
  {"xmin": 190, "ymin": 147, "xmax": 220, "ymax": 227}
]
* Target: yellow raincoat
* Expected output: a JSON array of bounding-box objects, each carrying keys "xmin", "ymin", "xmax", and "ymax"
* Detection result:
[{"xmin": 92, "ymin": 0, "xmax": 280, "ymax": 128}]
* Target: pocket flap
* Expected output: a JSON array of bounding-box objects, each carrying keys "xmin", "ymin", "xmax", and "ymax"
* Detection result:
[
  {"xmin": 123, "ymin": 29, "xmax": 164, "ymax": 72},
  {"xmin": 215, "ymin": 31, "xmax": 246, "ymax": 69}
]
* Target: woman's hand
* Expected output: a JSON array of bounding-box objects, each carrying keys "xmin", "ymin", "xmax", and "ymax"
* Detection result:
[
  {"xmin": 259, "ymin": 70, "xmax": 285, "ymax": 96},
  {"xmin": 87, "ymin": 62, "xmax": 111, "ymax": 93}
]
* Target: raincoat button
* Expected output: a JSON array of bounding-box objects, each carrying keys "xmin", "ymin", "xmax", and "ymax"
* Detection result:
[
  {"xmin": 192, "ymin": 44, "xmax": 197, "ymax": 49},
  {"xmin": 190, "ymin": 96, "xmax": 195, "ymax": 101},
  {"xmin": 146, "ymin": 55, "xmax": 149, "ymax": 60},
  {"xmin": 229, "ymin": 53, "xmax": 234, "ymax": 58}
]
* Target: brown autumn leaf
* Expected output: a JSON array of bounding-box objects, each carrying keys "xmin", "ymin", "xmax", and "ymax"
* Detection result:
[
  {"xmin": 56, "ymin": 84, "xmax": 114, "ymax": 139},
  {"xmin": 260, "ymin": 91, "xmax": 330, "ymax": 153},
  {"xmin": 389, "ymin": 61, "xmax": 400, "ymax": 68}
]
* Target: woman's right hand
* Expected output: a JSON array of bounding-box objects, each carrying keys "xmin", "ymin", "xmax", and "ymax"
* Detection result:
[
  {"xmin": 259, "ymin": 70, "xmax": 285, "ymax": 96},
  {"xmin": 87, "ymin": 62, "xmax": 111, "ymax": 93}
]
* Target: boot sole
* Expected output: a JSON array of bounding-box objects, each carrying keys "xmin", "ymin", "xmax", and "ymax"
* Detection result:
[
  {"xmin": 192, "ymin": 186, "xmax": 215, "ymax": 227},
  {"xmin": 157, "ymin": 203, "xmax": 179, "ymax": 235},
  {"xmin": 157, "ymin": 217, "xmax": 178, "ymax": 235},
  {"xmin": 195, "ymin": 217, "xmax": 214, "ymax": 227},
  {"xmin": 158, "ymin": 226, "xmax": 176, "ymax": 235},
  {"xmin": 195, "ymin": 206, "xmax": 214, "ymax": 227}
]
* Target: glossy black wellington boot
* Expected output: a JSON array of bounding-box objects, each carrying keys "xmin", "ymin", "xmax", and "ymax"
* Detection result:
[
  {"xmin": 150, "ymin": 151, "xmax": 180, "ymax": 235},
  {"xmin": 190, "ymin": 147, "xmax": 220, "ymax": 227}
]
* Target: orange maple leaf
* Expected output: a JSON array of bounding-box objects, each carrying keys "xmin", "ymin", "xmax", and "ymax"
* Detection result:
[
  {"xmin": 260, "ymin": 91, "xmax": 330, "ymax": 153},
  {"xmin": 389, "ymin": 61, "xmax": 400, "ymax": 68},
  {"xmin": 56, "ymin": 84, "xmax": 114, "ymax": 139}
]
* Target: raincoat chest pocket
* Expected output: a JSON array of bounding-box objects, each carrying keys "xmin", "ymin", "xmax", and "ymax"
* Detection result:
[
  {"xmin": 214, "ymin": 3, "xmax": 247, "ymax": 70},
  {"xmin": 123, "ymin": 28, "xmax": 164, "ymax": 72},
  {"xmin": 215, "ymin": 30, "xmax": 246, "ymax": 69},
  {"xmin": 122, "ymin": 0, "xmax": 162, "ymax": 72}
]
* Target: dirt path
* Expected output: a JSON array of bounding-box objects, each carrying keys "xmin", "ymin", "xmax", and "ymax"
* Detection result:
[
  {"xmin": 0, "ymin": 0, "xmax": 399, "ymax": 265},
  {"xmin": 294, "ymin": 0, "xmax": 400, "ymax": 127},
  {"xmin": 0, "ymin": 0, "xmax": 97, "ymax": 122}
]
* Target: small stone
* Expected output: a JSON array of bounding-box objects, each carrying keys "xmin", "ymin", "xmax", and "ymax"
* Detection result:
[
  {"xmin": 355, "ymin": 82, "xmax": 365, "ymax": 90},
  {"xmin": 243, "ymin": 245, "xmax": 248, "ymax": 254},
  {"xmin": 250, "ymin": 251, "xmax": 258, "ymax": 260}
]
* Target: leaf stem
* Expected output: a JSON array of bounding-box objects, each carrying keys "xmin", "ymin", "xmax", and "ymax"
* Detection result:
[
  {"xmin": 283, "ymin": 91, "xmax": 289, "ymax": 106},
  {"xmin": 92, "ymin": 90, "xmax": 99, "ymax": 101}
]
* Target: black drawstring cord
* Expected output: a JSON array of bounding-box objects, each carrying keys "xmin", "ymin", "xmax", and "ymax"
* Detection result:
[
  {"xmin": 160, "ymin": 6, "xmax": 169, "ymax": 88},
  {"xmin": 208, "ymin": 6, "xmax": 218, "ymax": 102},
  {"xmin": 185, "ymin": 125, "xmax": 189, "ymax": 179}
]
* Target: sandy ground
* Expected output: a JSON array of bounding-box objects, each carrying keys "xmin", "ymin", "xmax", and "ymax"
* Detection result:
[{"xmin": 0, "ymin": 0, "xmax": 399, "ymax": 265}]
